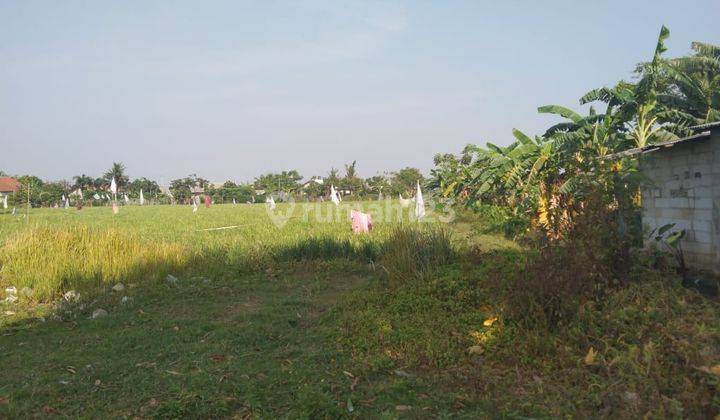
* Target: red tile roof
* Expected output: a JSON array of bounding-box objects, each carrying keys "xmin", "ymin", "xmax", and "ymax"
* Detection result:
[{"xmin": 0, "ymin": 177, "xmax": 20, "ymax": 193}]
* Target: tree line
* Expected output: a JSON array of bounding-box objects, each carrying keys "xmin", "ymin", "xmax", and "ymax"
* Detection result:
[{"xmin": 1, "ymin": 162, "xmax": 424, "ymax": 207}]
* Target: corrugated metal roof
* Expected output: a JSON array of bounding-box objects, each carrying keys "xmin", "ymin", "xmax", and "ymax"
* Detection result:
[
  {"xmin": 605, "ymin": 131, "xmax": 712, "ymax": 159},
  {"xmin": 691, "ymin": 121, "xmax": 720, "ymax": 131}
]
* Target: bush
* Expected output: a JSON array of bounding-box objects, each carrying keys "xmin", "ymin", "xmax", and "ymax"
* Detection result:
[
  {"xmin": 379, "ymin": 226, "xmax": 454, "ymax": 288},
  {"xmin": 507, "ymin": 197, "xmax": 634, "ymax": 329}
]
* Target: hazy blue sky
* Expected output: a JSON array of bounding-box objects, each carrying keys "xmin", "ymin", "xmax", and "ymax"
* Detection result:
[{"xmin": 1, "ymin": 0, "xmax": 718, "ymax": 184}]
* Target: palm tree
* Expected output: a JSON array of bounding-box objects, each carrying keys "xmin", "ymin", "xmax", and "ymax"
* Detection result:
[
  {"xmin": 104, "ymin": 162, "xmax": 129, "ymax": 190},
  {"xmin": 72, "ymin": 174, "xmax": 94, "ymax": 191},
  {"xmin": 582, "ymin": 26, "xmax": 676, "ymax": 148},
  {"xmin": 658, "ymin": 41, "xmax": 720, "ymax": 125}
]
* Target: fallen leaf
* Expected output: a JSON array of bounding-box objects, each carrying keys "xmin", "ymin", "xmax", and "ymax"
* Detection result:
[
  {"xmin": 165, "ymin": 370, "xmax": 183, "ymax": 376},
  {"xmin": 467, "ymin": 345, "xmax": 484, "ymax": 355},
  {"xmin": 483, "ymin": 317, "xmax": 498, "ymax": 327},
  {"xmin": 584, "ymin": 347, "xmax": 597, "ymax": 365},
  {"xmin": 396, "ymin": 405, "xmax": 412, "ymax": 411},
  {"xmin": 342, "ymin": 370, "xmax": 354, "ymax": 378}
]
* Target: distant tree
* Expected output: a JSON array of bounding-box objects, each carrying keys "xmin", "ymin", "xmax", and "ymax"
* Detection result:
[
  {"xmin": 169, "ymin": 174, "xmax": 208, "ymax": 202},
  {"xmin": 104, "ymin": 162, "xmax": 129, "ymax": 190},
  {"xmin": 15, "ymin": 175, "xmax": 44, "ymax": 207},
  {"xmin": 389, "ymin": 167, "xmax": 424, "ymax": 196},
  {"xmin": 253, "ymin": 170, "xmax": 302, "ymax": 193},
  {"xmin": 210, "ymin": 181, "xmax": 254, "ymax": 203},
  {"xmin": 72, "ymin": 174, "xmax": 94, "ymax": 191},
  {"xmin": 128, "ymin": 177, "xmax": 160, "ymax": 197},
  {"xmin": 339, "ymin": 160, "xmax": 364, "ymax": 197},
  {"xmin": 366, "ymin": 175, "xmax": 390, "ymax": 197},
  {"xmin": 93, "ymin": 177, "xmax": 107, "ymax": 191}
]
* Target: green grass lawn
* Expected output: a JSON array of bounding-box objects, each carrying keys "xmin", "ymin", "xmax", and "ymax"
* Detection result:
[{"xmin": 1, "ymin": 203, "xmax": 719, "ymax": 417}]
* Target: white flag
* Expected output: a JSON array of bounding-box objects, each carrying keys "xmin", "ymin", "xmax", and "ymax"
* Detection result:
[
  {"xmin": 192, "ymin": 200, "xmax": 198, "ymax": 213},
  {"xmin": 61, "ymin": 194, "xmax": 66, "ymax": 202},
  {"xmin": 414, "ymin": 181, "xmax": 425, "ymax": 219},
  {"xmin": 266, "ymin": 196, "xmax": 276, "ymax": 210},
  {"xmin": 2, "ymin": 195, "xmax": 7, "ymax": 209},
  {"xmin": 139, "ymin": 189, "xmax": 145, "ymax": 205},
  {"xmin": 124, "ymin": 193, "xmax": 129, "ymax": 203},
  {"xmin": 78, "ymin": 188, "xmax": 83, "ymax": 199},
  {"xmin": 65, "ymin": 197, "xmax": 70, "ymax": 208},
  {"xmin": 232, "ymin": 198, "xmax": 237, "ymax": 205},
  {"xmin": 110, "ymin": 177, "xmax": 117, "ymax": 195},
  {"xmin": 330, "ymin": 185, "xmax": 340, "ymax": 206}
]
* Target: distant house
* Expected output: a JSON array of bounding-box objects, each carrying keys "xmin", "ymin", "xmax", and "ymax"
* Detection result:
[
  {"xmin": 190, "ymin": 186, "xmax": 205, "ymax": 196},
  {"xmin": 635, "ymin": 122, "xmax": 720, "ymax": 272},
  {"xmin": 301, "ymin": 177, "xmax": 324, "ymax": 189},
  {"xmin": 0, "ymin": 177, "xmax": 20, "ymax": 199}
]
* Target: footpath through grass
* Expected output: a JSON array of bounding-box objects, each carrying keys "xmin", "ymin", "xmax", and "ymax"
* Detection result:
[{"xmin": 1, "ymin": 204, "xmax": 719, "ymax": 417}]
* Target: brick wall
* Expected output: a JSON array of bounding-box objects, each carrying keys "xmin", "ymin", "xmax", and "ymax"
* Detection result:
[{"xmin": 640, "ymin": 129, "xmax": 720, "ymax": 272}]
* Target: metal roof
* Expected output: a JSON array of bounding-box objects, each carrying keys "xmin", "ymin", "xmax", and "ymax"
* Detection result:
[
  {"xmin": 605, "ymin": 131, "xmax": 712, "ymax": 159},
  {"xmin": 691, "ymin": 121, "xmax": 720, "ymax": 131}
]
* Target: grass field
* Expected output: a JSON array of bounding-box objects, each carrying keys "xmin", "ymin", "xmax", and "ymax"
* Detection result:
[{"xmin": 1, "ymin": 203, "xmax": 719, "ymax": 417}]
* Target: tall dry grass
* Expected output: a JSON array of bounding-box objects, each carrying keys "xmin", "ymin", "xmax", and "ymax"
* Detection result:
[
  {"xmin": 379, "ymin": 226, "xmax": 454, "ymax": 288},
  {"xmin": 0, "ymin": 226, "xmax": 188, "ymax": 301}
]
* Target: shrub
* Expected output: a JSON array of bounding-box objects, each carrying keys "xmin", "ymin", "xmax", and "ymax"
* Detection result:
[
  {"xmin": 507, "ymin": 195, "xmax": 634, "ymax": 329},
  {"xmin": 379, "ymin": 226, "xmax": 454, "ymax": 289}
]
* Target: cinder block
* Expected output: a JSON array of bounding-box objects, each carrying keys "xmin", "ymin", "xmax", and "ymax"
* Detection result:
[
  {"xmin": 665, "ymin": 180, "xmax": 681, "ymax": 190},
  {"xmin": 695, "ymin": 230, "xmax": 713, "ymax": 244},
  {"xmin": 693, "ymin": 220, "xmax": 714, "ymax": 233},
  {"xmin": 693, "ymin": 198, "xmax": 713, "ymax": 209},
  {"xmin": 693, "ymin": 186, "xmax": 712, "ymax": 198},
  {"xmin": 693, "ymin": 209, "xmax": 713, "ymax": 221},
  {"xmin": 670, "ymin": 197, "xmax": 689, "ymax": 208}
]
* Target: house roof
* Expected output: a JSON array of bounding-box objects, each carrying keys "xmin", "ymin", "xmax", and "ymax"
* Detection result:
[
  {"xmin": 691, "ymin": 121, "xmax": 720, "ymax": 131},
  {"xmin": 0, "ymin": 177, "xmax": 20, "ymax": 193},
  {"xmin": 601, "ymin": 120, "xmax": 719, "ymax": 160},
  {"xmin": 606, "ymin": 131, "xmax": 712, "ymax": 159}
]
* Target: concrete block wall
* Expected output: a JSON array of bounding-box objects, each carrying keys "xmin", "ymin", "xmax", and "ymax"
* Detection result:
[{"xmin": 640, "ymin": 129, "xmax": 720, "ymax": 273}]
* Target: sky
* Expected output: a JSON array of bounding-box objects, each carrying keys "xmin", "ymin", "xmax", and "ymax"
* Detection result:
[{"xmin": 1, "ymin": 0, "xmax": 719, "ymax": 184}]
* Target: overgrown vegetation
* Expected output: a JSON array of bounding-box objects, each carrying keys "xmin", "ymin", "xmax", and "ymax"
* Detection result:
[{"xmin": 1, "ymin": 26, "xmax": 720, "ymax": 418}]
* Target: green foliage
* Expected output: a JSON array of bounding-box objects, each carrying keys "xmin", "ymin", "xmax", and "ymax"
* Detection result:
[
  {"xmin": 388, "ymin": 167, "xmax": 423, "ymax": 196},
  {"xmin": 103, "ymin": 162, "xmax": 129, "ymax": 190},
  {"xmin": 379, "ymin": 226, "xmax": 454, "ymax": 289},
  {"xmin": 169, "ymin": 174, "xmax": 209, "ymax": 202},
  {"xmin": 127, "ymin": 177, "xmax": 160, "ymax": 197},
  {"xmin": 253, "ymin": 170, "xmax": 303, "ymax": 194}
]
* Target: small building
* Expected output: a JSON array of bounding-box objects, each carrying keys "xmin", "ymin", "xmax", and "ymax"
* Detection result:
[
  {"xmin": 0, "ymin": 177, "xmax": 20, "ymax": 198},
  {"xmin": 637, "ymin": 122, "xmax": 720, "ymax": 272}
]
